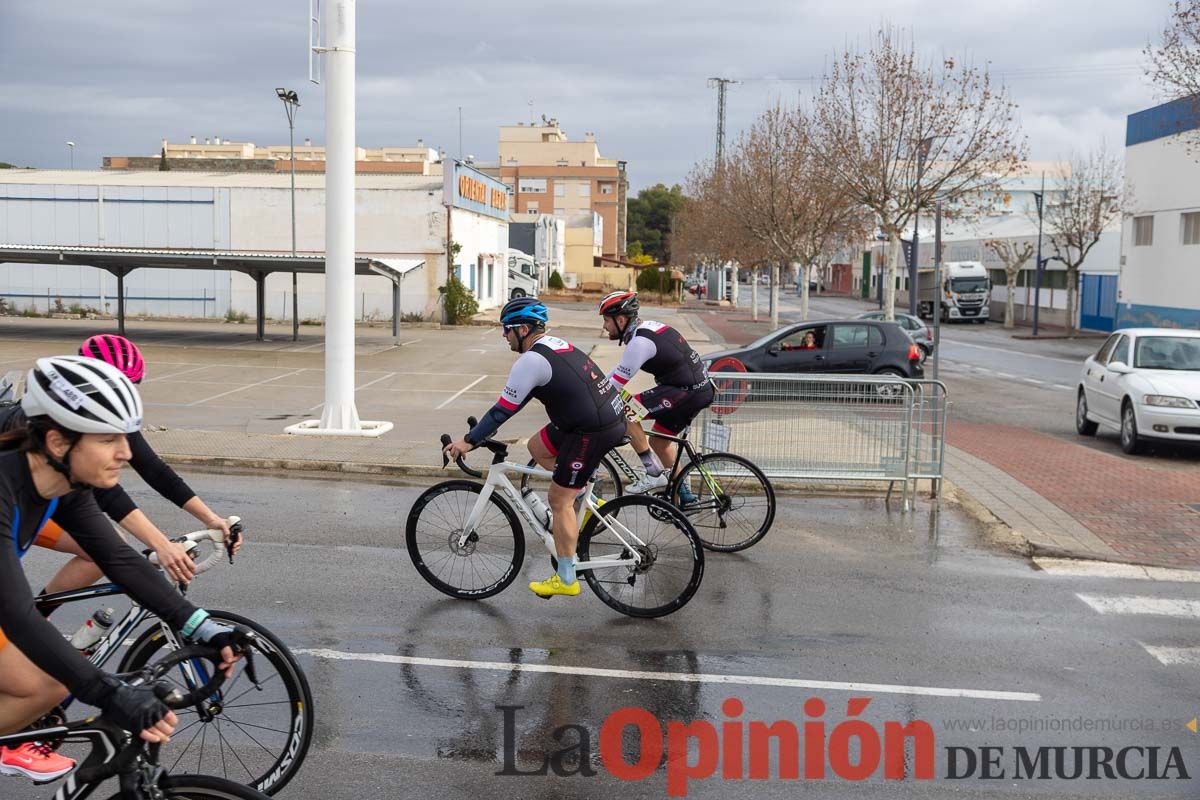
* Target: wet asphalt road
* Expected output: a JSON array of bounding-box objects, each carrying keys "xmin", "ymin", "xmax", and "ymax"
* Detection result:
[{"xmin": 11, "ymin": 468, "xmax": 1199, "ymax": 799}]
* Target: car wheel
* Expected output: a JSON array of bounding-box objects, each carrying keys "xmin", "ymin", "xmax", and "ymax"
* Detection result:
[
  {"xmin": 1120, "ymin": 400, "xmax": 1143, "ymax": 455},
  {"xmin": 873, "ymin": 368, "xmax": 907, "ymax": 398},
  {"xmin": 919, "ymin": 345, "xmax": 931, "ymax": 363},
  {"xmin": 1075, "ymin": 391, "xmax": 1098, "ymax": 436},
  {"xmin": 510, "ymin": 288, "xmax": 527, "ymax": 299}
]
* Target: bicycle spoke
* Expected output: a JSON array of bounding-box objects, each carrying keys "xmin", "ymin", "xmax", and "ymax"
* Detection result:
[
  {"xmin": 223, "ymin": 670, "xmax": 282, "ymax": 706},
  {"xmin": 220, "ymin": 716, "xmax": 283, "ymax": 759},
  {"xmin": 214, "ymin": 718, "xmax": 259, "ymax": 781},
  {"xmin": 169, "ymin": 718, "xmax": 208, "ymax": 773}
]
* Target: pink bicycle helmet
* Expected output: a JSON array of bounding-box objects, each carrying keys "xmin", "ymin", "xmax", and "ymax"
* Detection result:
[{"xmin": 80, "ymin": 334, "xmax": 145, "ymax": 384}]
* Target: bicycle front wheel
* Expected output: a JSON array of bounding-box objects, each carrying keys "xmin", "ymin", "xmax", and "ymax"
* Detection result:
[
  {"xmin": 671, "ymin": 452, "xmax": 775, "ymax": 552},
  {"xmin": 103, "ymin": 774, "xmax": 272, "ymax": 799},
  {"xmin": 118, "ymin": 611, "xmax": 313, "ymax": 795},
  {"xmin": 577, "ymin": 494, "xmax": 704, "ymax": 618},
  {"xmin": 406, "ymin": 480, "xmax": 525, "ymax": 599}
]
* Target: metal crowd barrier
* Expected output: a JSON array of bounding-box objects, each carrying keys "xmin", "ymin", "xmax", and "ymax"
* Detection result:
[{"xmin": 690, "ymin": 373, "xmax": 949, "ymax": 511}]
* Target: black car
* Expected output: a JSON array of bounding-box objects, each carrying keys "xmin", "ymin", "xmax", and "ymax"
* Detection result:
[{"xmin": 702, "ymin": 319, "xmax": 923, "ymax": 379}]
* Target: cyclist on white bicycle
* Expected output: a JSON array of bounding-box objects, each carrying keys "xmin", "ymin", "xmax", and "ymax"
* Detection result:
[
  {"xmin": 599, "ymin": 291, "xmax": 715, "ymax": 497},
  {"xmin": 0, "ymin": 357, "xmax": 241, "ymax": 782},
  {"xmin": 444, "ymin": 298, "xmax": 625, "ymax": 599}
]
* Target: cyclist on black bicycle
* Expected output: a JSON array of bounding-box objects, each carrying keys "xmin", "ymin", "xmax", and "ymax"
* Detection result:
[
  {"xmin": 444, "ymin": 298, "xmax": 625, "ymax": 599},
  {"xmin": 0, "ymin": 356, "xmax": 242, "ymax": 782},
  {"xmin": 599, "ymin": 291, "xmax": 715, "ymax": 497}
]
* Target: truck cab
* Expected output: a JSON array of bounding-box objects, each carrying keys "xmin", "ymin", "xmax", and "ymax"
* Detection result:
[
  {"xmin": 918, "ymin": 261, "xmax": 991, "ymax": 323},
  {"xmin": 507, "ymin": 249, "xmax": 540, "ymax": 299}
]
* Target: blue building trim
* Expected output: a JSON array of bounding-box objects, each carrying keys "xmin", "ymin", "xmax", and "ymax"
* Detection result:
[
  {"xmin": 1126, "ymin": 96, "xmax": 1200, "ymax": 147},
  {"xmin": 1116, "ymin": 302, "xmax": 1200, "ymax": 330}
]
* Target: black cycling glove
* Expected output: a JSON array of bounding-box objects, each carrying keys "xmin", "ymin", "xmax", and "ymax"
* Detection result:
[{"xmin": 97, "ymin": 675, "xmax": 171, "ymax": 733}]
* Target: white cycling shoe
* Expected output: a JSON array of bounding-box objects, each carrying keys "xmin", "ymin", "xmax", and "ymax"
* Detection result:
[{"xmin": 626, "ymin": 473, "xmax": 669, "ymax": 494}]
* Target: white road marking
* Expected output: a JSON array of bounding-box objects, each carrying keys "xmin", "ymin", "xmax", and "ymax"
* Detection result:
[
  {"xmin": 435, "ymin": 375, "xmax": 488, "ymax": 410},
  {"xmin": 307, "ymin": 372, "xmax": 398, "ymax": 411},
  {"xmin": 187, "ymin": 368, "xmax": 307, "ymax": 406},
  {"xmin": 399, "ymin": 339, "xmax": 423, "ymax": 347},
  {"xmin": 294, "ymin": 647, "xmax": 1042, "ymax": 702},
  {"xmin": 945, "ymin": 339, "xmax": 1084, "ymax": 365},
  {"xmin": 1076, "ymin": 593, "xmax": 1200, "ymax": 619},
  {"xmin": 145, "ymin": 365, "xmax": 210, "ymax": 383},
  {"xmin": 1036, "ymin": 558, "xmax": 1200, "ymax": 583},
  {"xmin": 1141, "ymin": 644, "xmax": 1200, "ymax": 666}
]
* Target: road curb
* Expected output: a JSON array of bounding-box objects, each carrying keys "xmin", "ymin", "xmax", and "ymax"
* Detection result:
[
  {"xmin": 158, "ymin": 450, "xmax": 894, "ymax": 497},
  {"xmin": 942, "ymin": 478, "xmax": 1188, "ymax": 570}
]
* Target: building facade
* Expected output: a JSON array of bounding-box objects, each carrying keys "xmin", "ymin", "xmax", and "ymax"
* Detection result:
[
  {"xmin": 491, "ymin": 120, "xmax": 627, "ymax": 264},
  {"xmin": 1117, "ymin": 97, "xmax": 1200, "ymax": 329},
  {"xmin": 0, "ymin": 168, "xmax": 510, "ymax": 321}
]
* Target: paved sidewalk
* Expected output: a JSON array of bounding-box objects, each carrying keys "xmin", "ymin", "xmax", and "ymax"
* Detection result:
[{"xmin": 947, "ymin": 422, "xmax": 1200, "ymax": 569}]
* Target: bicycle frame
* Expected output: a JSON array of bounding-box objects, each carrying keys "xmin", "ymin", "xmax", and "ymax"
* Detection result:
[
  {"xmin": 0, "ymin": 722, "xmax": 122, "ymax": 800},
  {"xmin": 459, "ymin": 460, "xmax": 646, "ymax": 571},
  {"xmin": 609, "ymin": 429, "xmax": 726, "ymax": 500}
]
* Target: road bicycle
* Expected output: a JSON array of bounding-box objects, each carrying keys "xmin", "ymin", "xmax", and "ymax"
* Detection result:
[
  {"xmin": 594, "ymin": 426, "xmax": 775, "ymax": 553},
  {"xmin": 33, "ymin": 518, "xmax": 312, "ymax": 795},
  {"xmin": 405, "ymin": 417, "xmax": 705, "ymax": 618},
  {"xmin": 1, "ymin": 642, "xmax": 272, "ymax": 800}
]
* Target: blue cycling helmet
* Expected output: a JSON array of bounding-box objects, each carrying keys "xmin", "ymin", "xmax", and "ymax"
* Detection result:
[{"xmin": 500, "ymin": 297, "xmax": 549, "ymax": 327}]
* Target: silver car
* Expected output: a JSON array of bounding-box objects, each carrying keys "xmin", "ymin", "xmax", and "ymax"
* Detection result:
[{"xmin": 856, "ymin": 311, "xmax": 933, "ymax": 360}]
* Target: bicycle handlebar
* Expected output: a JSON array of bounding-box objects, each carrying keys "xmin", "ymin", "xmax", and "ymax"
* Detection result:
[
  {"xmin": 439, "ymin": 417, "xmax": 509, "ymax": 479},
  {"xmin": 147, "ymin": 516, "xmax": 243, "ymax": 576}
]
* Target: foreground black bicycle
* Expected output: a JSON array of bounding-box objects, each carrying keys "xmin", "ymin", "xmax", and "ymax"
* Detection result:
[
  {"xmin": 1, "ymin": 643, "xmax": 271, "ymax": 800},
  {"xmin": 34, "ymin": 519, "xmax": 312, "ymax": 795}
]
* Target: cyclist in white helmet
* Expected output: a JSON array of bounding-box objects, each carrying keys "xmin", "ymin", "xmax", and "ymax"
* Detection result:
[{"xmin": 0, "ymin": 357, "xmax": 242, "ymax": 782}]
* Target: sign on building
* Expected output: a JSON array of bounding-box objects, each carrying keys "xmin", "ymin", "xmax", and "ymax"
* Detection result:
[{"xmin": 444, "ymin": 160, "xmax": 511, "ymax": 221}]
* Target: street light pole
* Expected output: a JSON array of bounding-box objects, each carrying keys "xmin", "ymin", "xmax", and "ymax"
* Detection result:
[
  {"xmin": 909, "ymin": 138, "xmax": 933, "ymax": 317},
  {"xmin": 277, "ymin": 88, "xmax": 301, "ymax": 342},
  {"xmin": 1032, "ymin": 171, "xmax": 1045, "ymax": 337},
  {"xmin": 66, "ymin": 141, "xmax": 75, "ymax": 170}
]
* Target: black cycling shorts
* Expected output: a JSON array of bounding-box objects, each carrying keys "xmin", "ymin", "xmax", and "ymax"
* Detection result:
[
  {"xmin": 538, "ymin": 420, "xmax": 627, "ymax": 489},
  {"xmin": 636, "ymin": 382, "xmax": 716, "ymax": 435}
]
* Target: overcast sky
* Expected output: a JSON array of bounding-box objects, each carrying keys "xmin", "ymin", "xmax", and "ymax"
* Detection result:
[{"xmin": 0, "ymin": 1, "xmax": 1174, "ymax": 192}]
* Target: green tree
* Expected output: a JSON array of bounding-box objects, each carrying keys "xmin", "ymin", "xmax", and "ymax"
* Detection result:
[
  {"xmin": 627, "ymin": 183, "xmax": 687, "ymax": 263},
  {"xmin": 548, "ymin": 270, "xmax": 565, "ymax": 290}
]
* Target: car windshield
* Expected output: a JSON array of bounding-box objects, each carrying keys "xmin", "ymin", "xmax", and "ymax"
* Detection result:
[
  {"xmin": 1133, "ymin": 337, "xmax": 1200, "ymax": 371},
  {"xmin": 950, "ymin": 278, "xmax": 988, "ymax": 292}
]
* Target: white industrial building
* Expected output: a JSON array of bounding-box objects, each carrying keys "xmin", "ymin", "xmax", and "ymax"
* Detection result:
[
  {"xmin": 1118, "ymin": 96, "xmax": 1200, "ymax": 330},
  {"xmin": 0, "ymin": 162, "xmax": 511, "ymax": 326}
]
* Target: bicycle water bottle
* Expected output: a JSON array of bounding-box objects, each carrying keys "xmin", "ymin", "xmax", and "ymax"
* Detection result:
[
  {"xmin": 522, "ymin": 488, "xmax": 553, "ymax": 531},
  {"xmin": 69, "ymin": 607, "xmax": 115, "ymax": 651}
]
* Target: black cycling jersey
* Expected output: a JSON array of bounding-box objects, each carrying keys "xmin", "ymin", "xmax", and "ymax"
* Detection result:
[
  {"xmin": 610, "ymin": 321, "xmax": 708, "ymax": 389},
  {"xmin": 466, "ymin": 335, "xmax": 623, "ymax": 444},
  {"xmin": 0, "ymin": 405, "xmax": 196, "ymax": 522},
  {"xmin": 0, "ymin": 449, "xmax": 197, "ymax": 706}
]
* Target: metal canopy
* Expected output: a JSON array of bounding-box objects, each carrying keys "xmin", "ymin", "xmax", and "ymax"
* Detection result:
[{"xmin": 0, "ymin": 243, "xmax": 425, "ymax": 340}]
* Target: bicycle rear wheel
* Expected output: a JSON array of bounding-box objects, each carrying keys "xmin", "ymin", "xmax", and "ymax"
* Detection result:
[
  {"xmin": 118, "ymin": 611, "xmax": 313, "ymax": 796},
  {"xmin": 103, "ymin": 773, "xmax": 272, "ymax": 799},
  {"xmin": 406, "ymin": 480, "xmax": 525, "ymax": 599},
  {"xmin": 671, "ymin": 452, "xmax": 775, "ymax": 552},
  {"xmin": 577, "ymin": 494, "xmax": 704, "ymax": 618}
]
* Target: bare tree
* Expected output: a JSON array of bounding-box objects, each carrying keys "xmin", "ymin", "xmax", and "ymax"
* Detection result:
[
  {"xmin": 983, "ymin": 238, "xmax": 1034, "ymax": 329},
  {"xmin": 809, "ymin": 25, "xmax": 1026, "ymax": 320},
  {"xmin": 1146, "ymin": 1, "xmax": 1200, "ymax": 100},
  {"xmin": 1037, "ymin": 149, "xmax": 1124, "ymax": 335}
]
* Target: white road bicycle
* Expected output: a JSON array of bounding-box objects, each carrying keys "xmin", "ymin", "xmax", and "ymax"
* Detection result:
[{"xmin": 405, "ymin": 417, "xmax": 705, "ymax": 618}]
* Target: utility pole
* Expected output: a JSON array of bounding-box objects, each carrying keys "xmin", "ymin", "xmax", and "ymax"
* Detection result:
[
  {"xmin": 276, "ymin": 88, "xmax": 301, "ymax": 342},
  {"xmin": 1032, "ymin": 171, "xmax": 1046, "ymax": 337},
  {"xmin": 707, "ymin": 78, "xmax": 738, "ymax": 162}
]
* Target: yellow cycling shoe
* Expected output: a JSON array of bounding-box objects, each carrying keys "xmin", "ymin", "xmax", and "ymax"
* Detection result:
[{"xmin": 529, "ymin": 574, "xmax": 581, "ymax": 598}]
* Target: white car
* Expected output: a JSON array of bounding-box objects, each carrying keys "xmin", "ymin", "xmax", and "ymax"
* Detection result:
[{"xmin": 1076, "ymin": 328, "xmax": 1200, "ymax": 454}]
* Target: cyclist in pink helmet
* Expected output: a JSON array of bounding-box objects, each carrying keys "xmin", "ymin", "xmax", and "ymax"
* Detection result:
[
  {"xmin": 80, "ymin": 334, "xmax": 145, "ymax": 384},
  {"xmin": 0, "ymin": 336, "xmax": 245, "ymax": 622}
]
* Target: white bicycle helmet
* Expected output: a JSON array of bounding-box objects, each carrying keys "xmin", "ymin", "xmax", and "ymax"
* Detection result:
[{"xmin": 22, "ymin": 355, "xmax": 143, "ymax": 435}]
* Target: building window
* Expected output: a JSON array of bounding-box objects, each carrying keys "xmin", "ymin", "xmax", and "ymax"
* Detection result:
[
  {"xmin": 576, "ymin": 181, "xmax": 590, "ymax": 198},
  {"xmin": 518, "ymin": 178, "xmax": 546, "ymax": 194},
  {"xmin": 1182, "ymin": 211, "xmax": 1200, "ymax": 245},
  {"xmin": 599, "ymin": 183, "xmax": 614, "ymax": 195},
  {"xmin": 554, "ymin": 182, "xmax": 564, "ymax": 197},
  {"xmin": 1133, "ymin": 215, "xmax": 1154, "ymax": 247}
]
